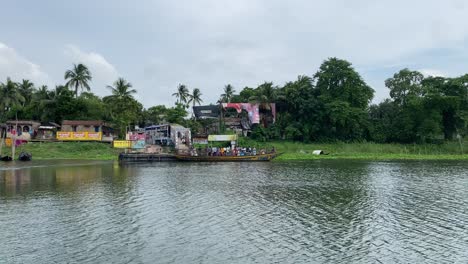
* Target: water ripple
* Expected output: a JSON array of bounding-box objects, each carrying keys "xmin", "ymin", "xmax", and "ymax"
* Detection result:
[{"xmin": 1, "ymin": 160, "xmax": 468, "ymax": 263}]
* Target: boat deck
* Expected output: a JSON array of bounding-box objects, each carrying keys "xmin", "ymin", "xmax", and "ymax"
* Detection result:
[{"xmin": 175, "ymin": 153, "xmax": 278, "ymax": 161}]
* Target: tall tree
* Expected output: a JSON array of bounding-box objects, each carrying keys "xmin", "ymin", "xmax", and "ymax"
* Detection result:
[
  {"xmin": 188, "ymin": 88, "xmax": 203, "ymax": 107},
  {"xmin": 17, "ymin": 79, "xmax": 35, "ymax": 106},
  {"xmin": 104, "ymin": 78, "xmax": 141, "ymax": 138},
  {"xmin": 64, "ymin": 63, "xmax": 92, "ymax": 97},
  {"xmin": 221, "ymin": 84, "xmax": 235, "ymax": 103},
  {"xmin": 314, "ymin": 58, "xmax": 374, "ymax": 140},
  {"xmin": 385, "ymin": 68, "xmax": 424, "ymax": 106},
  {"xmin": 249, "ymin": 82, "xmax": 277, "ymax": 105},
  {"xmin": 172, "ymin": 84, "xmax": 190, "ymax": 105},
  {"xmin": 107, "ymin": 78, "xmax": 137, "ymax": 100},
  {"xmin": 281, "ymin": 75, "xmax": 322, "ymax": 141},
  {"xmin": 315, "ymin": 57, "xmax": 374, "ymax": 109},
  {"xmin": 0, "ymin": 78, "xmax": 25, "ymax": 115}
]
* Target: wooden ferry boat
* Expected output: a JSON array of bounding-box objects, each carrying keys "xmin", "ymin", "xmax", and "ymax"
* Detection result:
[{"xmin": 175, "ymin": 152, "xmax": 279, "ymax": 162}]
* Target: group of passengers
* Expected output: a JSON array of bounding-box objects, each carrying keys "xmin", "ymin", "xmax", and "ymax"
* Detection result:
[{"xmin": 203, "ymin": 146, "xmax": 275, "ymax": 156}]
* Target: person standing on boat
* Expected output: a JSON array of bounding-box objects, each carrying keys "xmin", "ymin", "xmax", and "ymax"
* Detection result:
[{"xmin": 253, "ymin": 147, "xmax": 257, "ymax": 156}]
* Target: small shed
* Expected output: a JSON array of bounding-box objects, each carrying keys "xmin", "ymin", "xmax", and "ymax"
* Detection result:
[
  {"xmin": 61, "ymin": 120, "xmax": 112, "ymax": 133},
  {"xmin": 144, "ymin": 123, "xmax": 191, "ymax": 150},
  {"xmin": 37, "ymin": 122, "xmax": 61, "ymax": 140}
]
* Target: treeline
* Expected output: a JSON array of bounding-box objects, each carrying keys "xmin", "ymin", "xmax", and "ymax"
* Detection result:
[
  {"xmin": 1, "ymin": 58, "xmax": 467, "ymax": 143},
  {"xmin": 220, "ymin": 58, "xmax": 467, "ymax": 143},
  {"xmin": 0, "ymin": 63, "xmax": 191, "ymax": 137}
]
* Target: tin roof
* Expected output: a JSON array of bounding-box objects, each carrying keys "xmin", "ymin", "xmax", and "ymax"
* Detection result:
[
  {"xmin": 62, "ymin": 120, "xmax": 106, "ymax": 126},
  {"xmin": 6, "ymin": 120, "xmax": 41, "ymax": 126}
]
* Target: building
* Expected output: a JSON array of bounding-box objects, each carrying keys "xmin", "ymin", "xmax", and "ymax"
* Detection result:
[
  {"xmin": 61, "ymin": 120, "xmax": 115, "ymax": 142},
  {"xmin": 6, "ymin": 120, "xmax": 41, "ymax": 140},
  {"xmin": 61, "ymin": 120, "xmax": 112, "ymax": 133},
  {"xmin": 144, "ymin": 124, "xmax": 191, "ymax": 150},
  {"xmin": 37, "ymin": 122, "xmax": 61, "ymax": 140}
]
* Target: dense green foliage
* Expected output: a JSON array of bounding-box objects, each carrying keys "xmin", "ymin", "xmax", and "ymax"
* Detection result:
[
  {"xmin": 1, "ymin": 57, "xmax": 467, "ymax": 144},
  {"xmin": 231, "ymin": 58, "xmax": 467, "ymax": 144},
  {"xmin": 0, "ymin": 65, "xmax": 190, "ymax": 139}
]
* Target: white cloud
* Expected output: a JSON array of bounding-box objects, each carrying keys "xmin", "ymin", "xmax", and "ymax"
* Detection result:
[
  {"xmin": 419, "ymin": 69, "xmax": 446, "ymax": 77},
  {"xmin": 4, "ymin": 0, "xmax": 468, "ymax": 107},
  {"xmin": 64, "ymin": 45, "xmax": 119, "ymax": 96},
  {"xmin": 137, "ymin": 0, "xmax": 468, "ymax": 106},
  {"xmin": 0, "ymin": 42, "xmax": 51, "ymax": 85}
]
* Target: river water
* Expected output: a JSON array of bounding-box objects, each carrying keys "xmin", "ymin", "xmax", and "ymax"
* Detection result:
[{"xmin": 1, "ymin": 160, "xmax": 467, "ymax": 263}]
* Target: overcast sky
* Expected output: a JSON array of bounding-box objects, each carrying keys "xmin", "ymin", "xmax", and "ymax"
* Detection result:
[{"xmin": 1, "ymin": 0, "xmax": 468, "ymax": 107}]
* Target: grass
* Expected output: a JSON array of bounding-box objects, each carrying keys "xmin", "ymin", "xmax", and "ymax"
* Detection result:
[
  {"xmin": 1, "ymin": 141, "xmax": 119, "ymax": 160},
  {"xmin": 1, "ymin": 140, "xmax": 467, "ymax": 161},
  {"xmin": 237, "ymin": 138, "xmax": 468, "ymax": 161}
]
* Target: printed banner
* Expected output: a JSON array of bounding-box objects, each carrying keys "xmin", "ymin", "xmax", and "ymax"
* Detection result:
[
  {"xmin": 193, "ymin": 137, "xmax": 208, "ymax": 144},
  {"xmin": 87, "ymin": 132, "xmax": 102, "ymax": 140},
  {"xmin": 222, "ymin": 103, "xmax": 260, "ymax": 124},
  {"xmin": 129, "ymin": 134, "xmax": 146, "ymax": 140},
  {"xmin": 56, "ymin": 131, "xmax": 102, "ymax": 141},
  {"xmin": 113, "ymin": 140, "xmax": 132, "ymax": 149},
  {"xmin": 207, "ymin": 135, "xmax": 238, "ymax": 141},
  {"xmin": 131, "ymin": 140, "xmax": 146, "ymax": 149}
]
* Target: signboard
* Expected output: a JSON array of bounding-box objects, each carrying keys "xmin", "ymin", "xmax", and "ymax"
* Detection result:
[
  {"xmin": 207, "ymin": 135, "xmax": 238, "ymax": 141},
  {"xmin": 113, "ymin": 140, "xmax": 131, "ymax": 148},
  {"xmin": 131, "ymin": 140, "xmax": 146, "ymax": 149},
  {"xmin": 87, "ymin": 132, "xmax": 102, "ymax": 140},
  {"xmin": 5, "ymin": 138, "xmax": 11, "ymax": 147},
  {"xmin": 193, "ymin": 105, "xmax": 220, "ymax": 119},
  {"xmin": 193, "ymin": 137, "xmax": 208, "ymax": 145},
  {"xmin": 129, "ymin": 134, "xmax": 146, "ymax": 140},
  {"xmin": 56, "ymin": 131, "xmax": 102, "ymax": 141}
]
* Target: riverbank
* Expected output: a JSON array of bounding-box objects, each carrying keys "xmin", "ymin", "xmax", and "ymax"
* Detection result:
[
  {"xmin": 1, "ymin": 142, "xmax": 118, "ymax": 160},
  {"xmin": 237, "ymin": 139, "xmax": 468, "ymax": 161},
  {"xmin": 1, "ymin": 141, "xmax": 467, "ymax": 161},
  {"xmin": 275, "ymin": 142, "xmax": 468, "ymax": 160}
]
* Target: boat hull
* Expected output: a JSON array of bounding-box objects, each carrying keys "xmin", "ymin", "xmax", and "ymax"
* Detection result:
[
  {"xmin": 175, "ymin": 153, "xmax": 278, "ymax": 162},
  {"xmin": 0, "ymin": 156, "xmax": 13, "ymax": 162},
  {"xmin": 18, "ymin": 152, "xmax": 32, "ymax": 161}
]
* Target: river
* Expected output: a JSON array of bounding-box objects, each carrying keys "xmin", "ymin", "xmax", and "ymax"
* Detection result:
[{"xmin": 1, "ymin": 160, "xmax": 467, "ymax": 263}]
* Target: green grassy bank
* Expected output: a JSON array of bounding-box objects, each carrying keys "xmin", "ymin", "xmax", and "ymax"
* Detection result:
[
  {"xmin": 237, "ymin": 138, "xmax": 468, "ymax": 161},
  {"xmin": 1, "ymin": 141, "xmax": 118, "ymax": 160},
  {"xmin": 1, "ymin": 140, "xmax": 467, "ymax": 161}
]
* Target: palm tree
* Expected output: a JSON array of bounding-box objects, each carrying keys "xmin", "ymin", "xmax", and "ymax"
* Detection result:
[
  {"xmin": 221, "ymin": 84, "xmax": 235, "ymax": 103},
  {"xmin": 34, "ymin": 85, "xmax": 50, "ymax": 101},
  {"xmin": 64, "ymin": 63, "xmax": 92, "ymax": 97},
  {"xmin": 188, "ymin": 88, "xmax": 203, "ymax": 107},
  {"xmin": 249, "ymin": 82, "xmax": 277, "ymax": 110},
  {"xmin": 172, "ymin": 84, "xmax": 190, "ymax": 105},
  {"xmin": 17, "ymin": 79, "xmax": 35, "ymax": 106},
  {"xmin": 0, "ymin": 77, "xmax": 25, "ymax": 113},
  {"xmin": 107, "ymin": 78, "xmax": 137, "ymax": 100}
]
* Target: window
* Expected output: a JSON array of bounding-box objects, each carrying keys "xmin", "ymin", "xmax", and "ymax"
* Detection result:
[{"xmin": 72, "ymin": 125, "xmax": 77, "ymax": 132}]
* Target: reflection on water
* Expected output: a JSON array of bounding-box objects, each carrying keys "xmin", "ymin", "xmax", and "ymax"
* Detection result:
[{"xmin": 1, "ymin": 160, "xmax": 468, "ymax": 263}]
